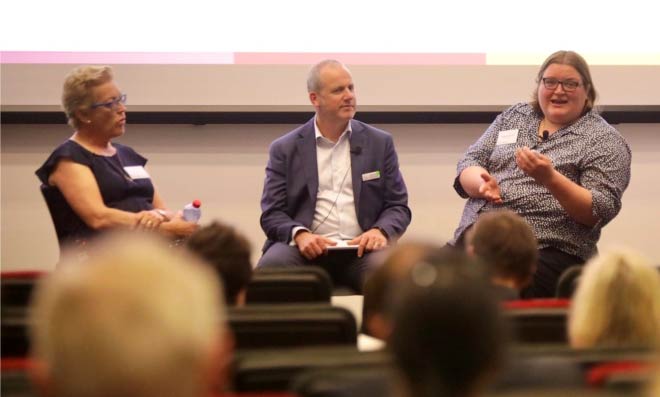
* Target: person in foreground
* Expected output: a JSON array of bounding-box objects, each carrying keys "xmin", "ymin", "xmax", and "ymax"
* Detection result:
[
  {"xmin": 361, "ymin": 242, "xmax": 436, "ymax": 348},
  {"xmin": 568, "ymin": 249, "xmax": 660, "ymax": 349},
  {"xmin": 29, "ymin": 232, "xmax": 232, "ymax": 397},
  {"xmin": 452, "ymin": 50, "xmax": 631, "ymax": 297},
  {"xmin": 36, "ymin": 66, "xmax": 197, "ymax": 253},
  {"xmin": 389, "ymin": 248, "xmax": 508, "ymax": 397},
  {"xmin": 257, "ymin": 59, "xmax": 411, "ymax": 292},
  {"xmin": 465, "ymin": 209, "xmax": 538, "ymax": 300},
  {"xmin": 186, "ymin": 220, "xmax": 253, "ymax": 306}
]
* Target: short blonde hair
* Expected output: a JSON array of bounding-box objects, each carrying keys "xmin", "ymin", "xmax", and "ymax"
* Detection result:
[
  {"xmin": 62, "ymin": 66, "xmax": 113, "ymax": 129},
  {"xmin": 569, "ymin": 250, "xmax": 660, "ymax": 349},
  {"xmin": 30, "ymin": 232, "xmax": 226, "ymax": 397}
]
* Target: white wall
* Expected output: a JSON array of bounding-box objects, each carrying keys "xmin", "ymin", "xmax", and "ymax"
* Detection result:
[
  {"xmin": 3, "ymin": 64, "xmax": 660, "ymax": 111},
  {"xmin": 2, "ymin": 122, "xmax": 657, "ymax": 271}
]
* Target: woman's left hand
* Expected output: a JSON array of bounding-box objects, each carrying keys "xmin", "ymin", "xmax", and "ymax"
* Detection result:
[{"xmin": 515, "ymin": 146, "xmax": 555, "ymax": 184}]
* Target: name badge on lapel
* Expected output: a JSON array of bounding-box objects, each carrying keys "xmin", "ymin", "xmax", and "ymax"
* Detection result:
[
  {"xmin": 496, "ymin": 129, "xmax": 519, "ymax": 146},
  {"xmin": 123, "ymin": 166, "xmax": 151, "ymax": 179},
  {"xmin": 362, "ymin": 171, "xmax": 381, "ymax": 182}
]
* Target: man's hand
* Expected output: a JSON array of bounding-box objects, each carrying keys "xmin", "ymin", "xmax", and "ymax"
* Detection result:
[
  {"xmin": 348, "ymin": 228, "xmax": 388, "ymax": 258},
  {"xmin": 294, "ymin": 231, "xmax": 337, "ymax": 260}
]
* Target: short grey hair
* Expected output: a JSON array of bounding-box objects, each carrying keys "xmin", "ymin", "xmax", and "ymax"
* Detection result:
[
  {"xmin": 61, "ymin": 66, "xmax": 114, "ymax": 129},
  {"xmin": 30, "ymin": 232, "xmax": 227, "ymax": 397},
  {"xmin": 306, "ymin": 59, "xmax": 345, "ymax": 93}
]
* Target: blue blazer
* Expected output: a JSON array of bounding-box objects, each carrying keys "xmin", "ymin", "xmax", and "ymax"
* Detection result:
[{"xmin": 260, "ymin": 118, "xmax": 411, "ymax": 253}]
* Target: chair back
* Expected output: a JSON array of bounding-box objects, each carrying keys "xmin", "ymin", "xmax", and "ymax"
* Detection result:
[
  {"xmin": 1, "ymin": 272, "xmax": 44, "ymax": 358},
  {"xmin": 556, "ymin": 265, "xmax": 584, "ymax": 298},
  {"xmin": 503, "ymin": 299, "xmax": 570, "ymax": 344},
  {"xmin": 246, "ymin": 267, "xmax": 332, "ymax": 304},
  {"xmin": 233, "ymin": 345, "xmax": 390, "ymax": 392},
  {"xmin": 229, "ymin": 304, "xmax": 357, "ymax": 350}
]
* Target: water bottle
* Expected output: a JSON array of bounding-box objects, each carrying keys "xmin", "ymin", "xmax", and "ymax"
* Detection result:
[{"xmin": 182, "ymin": 199, "xmax": 202, "ymax": 223}]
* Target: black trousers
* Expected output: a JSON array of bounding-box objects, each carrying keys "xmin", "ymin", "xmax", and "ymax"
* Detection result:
[{"xmin": 521, "ymin": 247, "xmax": 586, "ymax": 298}]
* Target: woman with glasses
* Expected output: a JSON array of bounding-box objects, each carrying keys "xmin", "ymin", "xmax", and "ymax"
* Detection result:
[
  {"xmin": 451, "ymin": 51, "xmax": 631, "ymax": 298},
  {"xmin": 36, "ymin": 66, "xmax": 197, "ymax": 251}
]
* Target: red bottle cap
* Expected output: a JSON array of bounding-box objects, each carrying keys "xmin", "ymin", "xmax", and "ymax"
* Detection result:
[{"xmin": 192, "ymin": 199, "xmax": 201, "ymax": 208}]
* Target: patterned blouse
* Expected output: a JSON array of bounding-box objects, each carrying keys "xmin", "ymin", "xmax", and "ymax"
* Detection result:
[{"xmin": 452, "ymin": 103, "xmax": 631, "ymax": 260}]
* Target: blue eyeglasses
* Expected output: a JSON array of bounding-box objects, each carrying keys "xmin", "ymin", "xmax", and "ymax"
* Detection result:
[{"xmin": 91, "ymin": 94, "xmax": 127, "ymax": 110}]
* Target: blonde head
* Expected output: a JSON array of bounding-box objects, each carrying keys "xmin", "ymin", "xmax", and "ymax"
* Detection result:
[
  {"xmin": 569, "ymin": 250, "xmax": 660, "ymax": 349},
  {"xmin": 30, "ymin": 232, "xmax": 226, "ymax": 397},
  {"xmin": 61, "ymin": 66, "xmax": 114, "ymax": 129}
]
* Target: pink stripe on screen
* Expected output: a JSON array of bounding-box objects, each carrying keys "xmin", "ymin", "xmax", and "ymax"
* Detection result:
[
  {"xmin": 235, "ymin": 52, "xmax": 486, "ymax": 65},
  {"xmin": 0, "ymin": 52, "xmax": 235, "ymax": 64}
]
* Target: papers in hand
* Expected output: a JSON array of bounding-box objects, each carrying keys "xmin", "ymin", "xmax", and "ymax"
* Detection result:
[{"xmin": 327, "ymin": 240, "xmax": 359, "ymax": 251}]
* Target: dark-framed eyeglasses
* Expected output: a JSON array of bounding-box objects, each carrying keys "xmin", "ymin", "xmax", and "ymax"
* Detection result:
[
  {"xmin": 91, "ymin": 94, "xmax": 127, "ymax": 110},
  {"xmin": 541, "ymin": 78, "xmax": 581, "ymax": 92}
]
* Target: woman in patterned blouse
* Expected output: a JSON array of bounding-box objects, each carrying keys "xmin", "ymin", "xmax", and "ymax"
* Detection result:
[{"xmin": 451, "ymin": 51, "xmax": 631, "ymax": 298}]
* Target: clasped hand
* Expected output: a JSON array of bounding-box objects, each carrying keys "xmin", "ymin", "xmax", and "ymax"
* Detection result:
[{"xmin": 135, "ymin": 209, "xmax": 165, "ymax": 229}]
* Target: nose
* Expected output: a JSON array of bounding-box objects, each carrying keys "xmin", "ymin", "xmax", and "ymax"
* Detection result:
[
  {"xmin": 117, "ymin": 102, "xmax": 127, "ymax": 112},
  {"xmin": 553, "ymin": 82, "xmax": 566, "ymax": 93}
]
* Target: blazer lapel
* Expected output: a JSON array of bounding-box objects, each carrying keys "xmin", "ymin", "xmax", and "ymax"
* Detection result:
[
  {"xmin": 350, "ymin": 120, "xmax": 366, "ymax": 213},
  {"xmin": 296, "ymin": 119, "xmax": 319, "ymax": 201}
]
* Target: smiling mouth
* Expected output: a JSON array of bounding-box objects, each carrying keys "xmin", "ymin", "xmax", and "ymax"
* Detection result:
[{"xmin": 550, "ymin": 99, "xmax": 568, "ymax": 105}]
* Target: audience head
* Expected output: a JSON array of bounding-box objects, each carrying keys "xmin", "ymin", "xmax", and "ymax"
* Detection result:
[
  {"xmin": 62, "ymin": 65, "xmax": 114, "ymax": 129},
  {"xmin": 390, "ymin": 248, "xmax": 508, "ymax": 397},
  {"xmin": 569, "ymin": 250, "xmax": 660, "ymax": 349},
  {"xmin": 362, "ymin": 242, "xmax": 436, "ymax": 340},
  {"xmin": 186, "ymin": 220, "xmax": 253, "ymax": 306},
  {"xmin": 466, "ymin": 210, "xmax": 538, "ymax": 292},
  {"xmin": 30, "ymin": 232, "xmax": 230, "ymax": 397}
]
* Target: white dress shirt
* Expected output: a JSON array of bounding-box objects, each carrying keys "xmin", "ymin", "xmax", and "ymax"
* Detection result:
[{"xmin": 291, "ymin": 119, "xmax": 363, "ymax": 243}]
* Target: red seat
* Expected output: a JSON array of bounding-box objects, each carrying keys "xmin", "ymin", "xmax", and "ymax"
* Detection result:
[
  {"xmin": 586, "ymin": 361, "xmax": 653, "ymax": 387},
  {"xmin": 503, "ymin": 298, "xmax": 571, "ymax": 310}
]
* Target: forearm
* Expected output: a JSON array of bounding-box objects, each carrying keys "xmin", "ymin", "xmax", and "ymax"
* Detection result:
[
  {"xmin": 85, "ymin": 207, "xmax": 139, "ymax": 230},
  {"xmin": 544, "ymin": 170, "xmax": 599, "ymax": 227},
  {"xmin": 459, "ymin": 166, "xmax": 490, "ymax": 198}
]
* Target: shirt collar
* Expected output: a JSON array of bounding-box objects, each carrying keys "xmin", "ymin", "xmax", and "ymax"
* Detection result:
[{"xmin": 314, "ymin": 117, "xmax": 352, "ymax": 143}]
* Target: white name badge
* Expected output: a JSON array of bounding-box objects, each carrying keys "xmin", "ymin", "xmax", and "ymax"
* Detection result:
[
  {"xmin": 362, "ymin": 170, "xmax": 381, "ymax": 182},
  {"xmin": 123, "ymin": 166, "xmax": 151, "ymax": 179},
  {"xmin": 496, "ymin": 129, "xmax": 519, "ymax": 146}
]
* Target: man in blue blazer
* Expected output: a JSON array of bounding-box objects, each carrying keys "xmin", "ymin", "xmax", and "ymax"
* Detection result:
[{"xmin": 257, "ymin": 60, "xmax": 411, "ymax": 292}]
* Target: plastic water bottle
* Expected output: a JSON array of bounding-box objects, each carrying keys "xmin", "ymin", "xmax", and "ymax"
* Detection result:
[{"xmin": 182, "ymin": 199, "xmax": 202, "ymax": 223}]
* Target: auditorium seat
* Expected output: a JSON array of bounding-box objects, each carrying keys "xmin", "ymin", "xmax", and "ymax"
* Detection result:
[
  {"xmin": 1, "ymin": 358, "xmax": 37, "ymax": 397},
  {"xmin": 1, "ymin": 271, "xmax": 44, "ymax": 358},
  {"xmin": 503, "ymin": 299, "xmax": 570, "ymax": 344},
  {"xmin": 555, "ymin": 266, "xmax": 583, "ymax": 298},
  {"xmin": 246, "ymin": 267, "xmax": 332, "ymax": 304},
  {"xmin": 291, "ymin": 364, "xmax": 392, "ymax": 397},
  {"xmin": 490, "ymin": 345, "xmax": 656, "ymax": 396},
  {"xmin": 228, "ymin": 304, "xmax": 357, "ymax": 350},
  {"xmin": 232, "ymin": 345, "xmax": 390, "ymax": 392}
]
